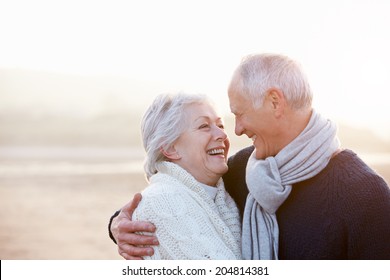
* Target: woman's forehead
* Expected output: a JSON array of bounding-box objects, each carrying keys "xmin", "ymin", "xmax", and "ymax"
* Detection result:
[{"xmin": 185, "ymin": 103, "xmax": 222, "ymax": 120}]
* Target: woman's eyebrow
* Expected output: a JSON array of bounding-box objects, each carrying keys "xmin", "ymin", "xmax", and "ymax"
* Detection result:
[{"xmin": 194, "ymin": 116, "xmax": 222, "ymax": 122}]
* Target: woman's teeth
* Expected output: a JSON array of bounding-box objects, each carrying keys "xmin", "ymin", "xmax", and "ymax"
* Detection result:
[{"xmin": 207, "ymin": 148, "xmax": 224, "ymax": 155}]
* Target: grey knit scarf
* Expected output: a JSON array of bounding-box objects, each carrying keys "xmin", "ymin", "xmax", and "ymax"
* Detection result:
[{"xmin": 242, "ymin": 110, "xmax": 340, "ymax": 260}]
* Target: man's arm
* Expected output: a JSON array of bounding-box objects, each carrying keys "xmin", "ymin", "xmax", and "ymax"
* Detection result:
[{"xmin": 109, "ymin": 193, "xmax": 159, "ymax": 260}]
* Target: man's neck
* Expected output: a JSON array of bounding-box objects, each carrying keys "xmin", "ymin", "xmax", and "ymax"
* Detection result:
[{"xmin": 277, "ymin": 108, "xmax": 312, "ymax": 152}]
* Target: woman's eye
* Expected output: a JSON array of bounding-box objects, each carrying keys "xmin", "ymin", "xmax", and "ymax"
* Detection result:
[
  {"xmin": 218, "ymin": 124, "xmax": 225, "ymax": 129},
  {"xmin": 199, "ymin": 124, "xmax": 209, "ymax": 129}
]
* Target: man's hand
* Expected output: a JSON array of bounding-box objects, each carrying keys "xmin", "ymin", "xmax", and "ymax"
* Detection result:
[{"xmin": 111, "ymin": 193, "xmax": 159, "ymax": 260}]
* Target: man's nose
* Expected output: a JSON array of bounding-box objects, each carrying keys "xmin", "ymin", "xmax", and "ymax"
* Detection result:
[{"xmin": 234, "ymin": 118, "xmax": 244, "ymax": 136}]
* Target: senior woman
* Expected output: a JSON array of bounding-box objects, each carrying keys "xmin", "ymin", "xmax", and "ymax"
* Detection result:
[{"xmin": 125, "ymin": 93, "xmax": 241, "ymax": 260}]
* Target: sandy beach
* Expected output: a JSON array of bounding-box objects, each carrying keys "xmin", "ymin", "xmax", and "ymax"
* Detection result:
[
  {"xmin": 0, "ymin": 147, "xmax": 389, "ymax": 260},
  {"xmin": 0, "ymin": 148, "xmax": 148, "ymax": 260},
  {"xmin": 0, "ymin": 171, "xmax": 146, "ymax": 260}
]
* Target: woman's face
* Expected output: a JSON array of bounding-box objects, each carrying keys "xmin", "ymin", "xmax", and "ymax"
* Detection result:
[{"xmin": 171, "ymin": 102, "xmax": 230, "ymax": 186}]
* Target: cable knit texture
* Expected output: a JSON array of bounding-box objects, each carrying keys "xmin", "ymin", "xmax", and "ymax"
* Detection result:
[
  {"xmin": 132, "ymin": 161, "xmax": 242, "ymax": 260},
  {"xmin": 224, "ymin": 146, "xmax": 390, "ymax": 259}
]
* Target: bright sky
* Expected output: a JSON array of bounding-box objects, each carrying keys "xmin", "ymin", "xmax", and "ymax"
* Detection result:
[{"xmin": 1, "ymin": 0, "xmax": 389, "ymax": 139}]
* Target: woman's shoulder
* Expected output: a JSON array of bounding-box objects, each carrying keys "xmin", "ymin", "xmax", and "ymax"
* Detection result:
[
  {"xmin": 135, "ymin": 180, "xmax": 194, "ymax": 221},
  {"xmin": 141, "ymin": 172, "xmax": 200, "ymax": 204},
  {"xmin": 142, "ymin": 176, "xmax": 183, "ymax": 197}
]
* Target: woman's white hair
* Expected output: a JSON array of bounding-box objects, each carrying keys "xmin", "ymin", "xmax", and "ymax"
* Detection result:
[
  {"xmin": 141, "ymin": 92, "xmax": 212, "ymax": 180},
  {"xmin": 230, "ymin": 53, "xmax": 313, "ymax": 109}
]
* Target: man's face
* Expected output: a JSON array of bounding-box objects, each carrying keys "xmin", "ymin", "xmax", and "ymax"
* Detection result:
[{"xmin": 228, "ymin": 86, "xmax": 280, "ymax": 160}]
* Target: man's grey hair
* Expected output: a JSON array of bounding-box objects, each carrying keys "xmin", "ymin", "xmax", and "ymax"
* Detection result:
[
  {"xmin": 141, "ymin": 92, "xmax": 212, "ymax": 180},
  {"xmin": 230, "ymin": 53, "xmax": 313, "ymax": 109}
]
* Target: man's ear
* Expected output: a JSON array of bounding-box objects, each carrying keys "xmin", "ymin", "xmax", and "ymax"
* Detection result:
[
  {"xmin": 160, "ymin": 146, "xmax": 180, "ymax": 160},
  {"xmin": 265, "ymin": 88, "xmax": 286, "ymax": 117}
]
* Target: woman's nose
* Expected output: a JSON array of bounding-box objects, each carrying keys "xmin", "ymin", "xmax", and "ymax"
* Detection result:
[{"xmin": 215, "ymin": 126, "xmax": 227, "ymax": 141}]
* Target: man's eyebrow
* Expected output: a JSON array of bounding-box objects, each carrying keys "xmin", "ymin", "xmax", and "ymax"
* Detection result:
[{"xmin": 230, "ymin": 108, "xmax": 239, "ymax": 115}]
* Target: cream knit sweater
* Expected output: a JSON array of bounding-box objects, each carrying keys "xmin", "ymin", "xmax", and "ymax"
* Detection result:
[{"xmin": 133, "ymin": 161, "xmax": 242, "ymax": 260}]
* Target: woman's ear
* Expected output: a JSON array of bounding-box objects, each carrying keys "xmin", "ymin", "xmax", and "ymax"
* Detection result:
[{"xmin": 160, "ymin": 146, "xmax": 180, "ymax": 160}]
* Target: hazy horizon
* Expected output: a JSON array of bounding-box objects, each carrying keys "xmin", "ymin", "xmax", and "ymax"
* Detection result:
[
  {"xmin": 1, "ymin": 0, "xmax": 390, "ymax": 141},
  {"xmin": 1, "ymin": 66, "xmax": 390, "ymax": 162},
  {"xmin": 1, "ymin": 67, "xmax": 390, "ymax": 151}
]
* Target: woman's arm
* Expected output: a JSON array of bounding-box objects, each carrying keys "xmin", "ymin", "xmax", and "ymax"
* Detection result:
[{"xmin": 109, "ymin": 193, "xmax": 159, "ymax": 259}]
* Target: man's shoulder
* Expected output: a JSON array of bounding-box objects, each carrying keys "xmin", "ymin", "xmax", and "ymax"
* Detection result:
[
  {"xmin": 224, "ymin": 146, "xmax": 254, "ymax": 184},
  {"xmin": 227, "ymin": 146, "xmax": 254, "ymax": 167},
  {"xmin": 328, "ymin": 149, "xmax": 389, "ymax": 191}
]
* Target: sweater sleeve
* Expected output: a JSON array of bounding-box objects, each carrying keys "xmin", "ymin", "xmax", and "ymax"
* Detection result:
[
  {"xmin": 132, "ymin": 186, "xmax": 239, "ymax": 260},
  {"xmin": 338, "ymin": 156, "xmax": 390, "ymax": 259}
]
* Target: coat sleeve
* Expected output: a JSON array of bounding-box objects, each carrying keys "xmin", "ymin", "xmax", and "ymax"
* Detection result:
[{"xmin": 133, "ymin": 188, "xmax": 239, "ymax": 260}]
